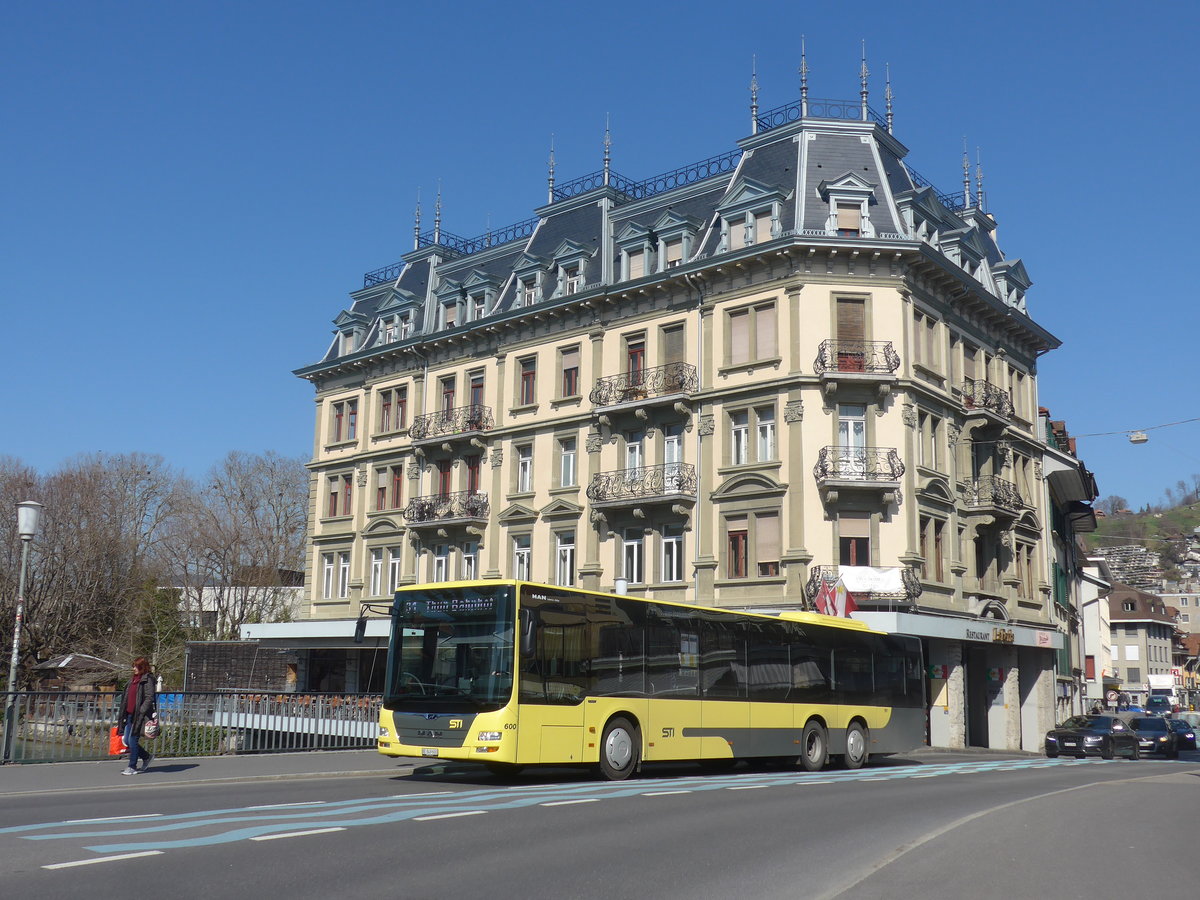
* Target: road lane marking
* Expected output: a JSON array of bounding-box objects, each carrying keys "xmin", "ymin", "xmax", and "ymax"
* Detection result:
[
  {"xmin": 541, "ymin": 799, "xmax": 600, "ymax": 807},
  {"xmin": 249, "ymin": 826, "xmax": 346, "ymax": 842},
  {"xmin": 245, "ymin": 802, "xmax": 326, "ymax": 810},
  {"xmin": 796, "ymin": 780, "xmax": 833, "ymax": 785},
  {"xmin": 63, "ymin": 814, "xmax": 163, "ymax": 824},
  {"xmin": 414, "ymin": 810, "xmax": 487, "ymax": 821},
  {"xmin": 44, "ymin": 851, "xmax": 163, "ymax": 869},
  {"xmin": 644, "ymin": 790, "xmax": 692, "ymax": 796},
  {"xmin": 726, "ymin": 785, "xmax": 769, "ymax": 790}
]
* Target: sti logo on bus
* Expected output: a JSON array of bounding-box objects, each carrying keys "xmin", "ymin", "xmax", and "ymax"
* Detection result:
[{"xmin": 449, "ymin": 719, "xmax": 464, "ymax": 729}]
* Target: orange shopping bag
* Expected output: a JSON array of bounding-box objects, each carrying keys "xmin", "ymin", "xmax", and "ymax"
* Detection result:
[{"xmin": 109, "ymin": 726, "xmax": 127, "ymax": 757}]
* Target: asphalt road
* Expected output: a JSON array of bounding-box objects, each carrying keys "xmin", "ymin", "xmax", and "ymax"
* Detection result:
[{"xmin": 3, "ymin": 750, "xmax": 1197, "ymax": 899}]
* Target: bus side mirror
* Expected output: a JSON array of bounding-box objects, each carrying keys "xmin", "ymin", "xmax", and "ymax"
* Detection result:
[{"xmin": 519, "ymin": 609, "xmax": 536, "ymax": 658}]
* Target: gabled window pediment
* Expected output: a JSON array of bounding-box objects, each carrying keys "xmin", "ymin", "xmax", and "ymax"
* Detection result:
[
  {"xmin": 374, "ymin": 288, "xmax": 420, "ymax": 317},
  {"xmin": 497, "ymin": 502, "xmax": 539, "ymax": 524},
  {"xmin": 333, "ymin": 309, "xmax": 369, "ymax": 328},
  {"xmin": 717, "ymin": 176, "xmax": 789, "ymax": 217},
  {"xmin": 817, "ymin": 172, "xmax": 877, "ymax": 200},
  {"xmin": 551, "ymin": 239, "xmax": 592, "ymax": 267},
  {"xmin": 540, "ymin": 498, "xmax": 583, "ymax": 519}
]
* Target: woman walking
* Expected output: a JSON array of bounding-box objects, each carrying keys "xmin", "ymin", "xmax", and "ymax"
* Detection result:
[{"xmin": 117, "ymin": 656, "xmax": 156, "ymax": 775}]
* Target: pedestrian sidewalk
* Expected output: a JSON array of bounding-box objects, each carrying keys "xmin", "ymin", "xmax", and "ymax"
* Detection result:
[{"xmin": 0, "ymin": 749, "xmax": 415, "ymax": 796}]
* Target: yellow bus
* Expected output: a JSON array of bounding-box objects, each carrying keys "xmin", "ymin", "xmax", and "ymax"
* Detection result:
[{"xmin": 376, "ymin": 580, "xmax": 925, "ymax": 780}]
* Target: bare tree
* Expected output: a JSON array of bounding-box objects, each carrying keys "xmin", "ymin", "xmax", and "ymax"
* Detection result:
[
  {"xmin": 1096, "ymin": 495, "xmax": 1128, "ymax": 517},
  {"xmin": 1, "ymin": 453, "xmax": 183, "ymax": 686},
  {"xmin": 163, "ymin": 451, "xmax": 309, "ymax": 640}
]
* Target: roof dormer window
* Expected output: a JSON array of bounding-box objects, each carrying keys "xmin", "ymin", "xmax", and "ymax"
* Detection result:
[
  {"xmin": 818, "ymin": 174, "xmax": 876, "ymax": 239},
  {"xmin": 664, "ymin": 239, "xmax": 683, "ymax": 269},
  {"xmin": 522, "ymin": 279, "xmax": 538, "ymax": 306},
  {"xmin": 468, "ymin": 293, "xmax": 486, "ymax": 322},
  {"xmin": 564, "ymin": 266, "xmax": 581, "ymax": 295},
  {"xmin": 716, "ymin": 178, "xmax": 787, "ymax": 254},
  {"xmin": 442, "ymin": 302, "xmax": 458, "ymax": 329},
  {"xmin": 399, "ymin": 314, "xmax": 412, "ymax": 338},
  {"xmin": 836, "ymin": 202, "xmax": 862, "ymax": 237}
]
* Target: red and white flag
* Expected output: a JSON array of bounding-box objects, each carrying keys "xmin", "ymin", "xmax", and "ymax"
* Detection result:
[{"xmin": 833, "ymin": 579, "xmax": 859, "ymax": 617}]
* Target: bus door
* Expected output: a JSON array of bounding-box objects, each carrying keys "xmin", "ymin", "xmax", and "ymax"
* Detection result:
[
  {"xmin": 644, "ymin": 610, "xmax": 702, "ymax": 761},
  {"xmin": 700, "ymin": 616, "xmax": 749, "ymax": 760},
  {"xmin": 746, "ymin": 622, "xmax": 795, "ymax": 757},
  {"xmin": 517, "ymin": 603, "xmax": 588, "ymax": 764}
]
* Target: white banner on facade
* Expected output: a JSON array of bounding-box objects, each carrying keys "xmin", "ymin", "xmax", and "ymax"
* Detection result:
[{"xmin": 837, "ymin": 566, "xmax": 904, "ymax": 594}]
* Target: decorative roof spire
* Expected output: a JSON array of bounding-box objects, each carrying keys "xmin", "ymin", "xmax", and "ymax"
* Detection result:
[
  {"xmin": 413, "ymin": 187, "xmax": 422, "ymax": 250},
  {"xmin": 434, "ymin": 181, "xmax": 442, "ymax": 245},
  {"xmin": 885, "ymin": 63, "xmax": 894, "ymax": 133},
  {"xmin": 750, "ymin": 55, "xmax": 760, "ymax": 134},
  {"xmin": 547, "ymin": 134, "xmax": 556, "ymax": 203},
  {"xmin": 799, "ymin": 35, "xmax": 809, "ymax": 117},
  {"xmin": 975, "ymin": 147, "xmax": 985, "ymax": 212},
  {"xmin": 962, "ymin": 138, "xmax": 972, "ymax": 208},
  {"xmin": 603, "ymin": 114, "xmax": 612, "ymax": 186},
  {"xmin": 860, "ymin": 40, "xmax": 870, "ymax": 122}
]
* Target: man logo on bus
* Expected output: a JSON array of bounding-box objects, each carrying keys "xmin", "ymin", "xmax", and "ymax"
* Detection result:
[{"xmin": 449, "ymin": 719, "xmax": 464, "ymax": 729}]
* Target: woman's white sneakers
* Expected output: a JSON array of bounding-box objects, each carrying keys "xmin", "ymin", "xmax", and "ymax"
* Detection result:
[{"xmin": 121, "ymin": 767, "xmax": 138, "ymax": 776}]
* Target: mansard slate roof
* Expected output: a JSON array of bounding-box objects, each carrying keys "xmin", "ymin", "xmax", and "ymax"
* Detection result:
[{"xmin": 299, "ymin": 96, "xmax": 1056, "ymax": 374}]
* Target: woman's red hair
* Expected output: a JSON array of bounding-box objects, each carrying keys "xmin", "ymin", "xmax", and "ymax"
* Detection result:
[{"xmin": 132, "ymin": 656, "xmax": 150, "ymax": 675}]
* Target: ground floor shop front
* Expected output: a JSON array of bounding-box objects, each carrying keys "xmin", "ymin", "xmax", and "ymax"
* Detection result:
[{"xmin": 854, "ymin": 611, "xmax": 1062, "ymax": 753}]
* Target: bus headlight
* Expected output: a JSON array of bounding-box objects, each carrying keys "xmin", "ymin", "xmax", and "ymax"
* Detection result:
[
  {"xmin": 379, "ymin": 726, "xmax": 390, "ymax": 738},
  {"xmin": 477, "ymin": 731, "xmax": 502, "ymax": 742}
]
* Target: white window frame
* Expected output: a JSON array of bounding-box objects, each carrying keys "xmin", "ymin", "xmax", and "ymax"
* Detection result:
[
  {"xmin": 517, "ymin": 445, "xmax": 533, "ymax": 493},
  {"xmin": 322, "ymin": 553, "xmax": 335, "ymax": 600},
  {"xmin": 388, "ymin": 547, "xmax": 402, "ymax": 593},
  {"xmin": 731, "ymin": 411, "xmax": 749, "ymax": 465},
  {"xmin": 623, "ymin": 528, "xmax": 644, "ymax": 585},
  {"xmin": 461, "ymin": 541, "xmax": 478, "ymax": 580},
  {"xmin": 337, "ymin": 551, "xmax": 351, "ymax": 599},
  {"xmin": 433, "ymin": 544, "xmax": 449, "ymax": 582},
  {"xmin": 513, "ymin": 534, "xmax": 532, "ymax": 581},
  {"xmin": 756, "ymin": 406, "xmax": 775, "ymax": 461},
  {"xmin": 370, "ymin": 548, "xmax": 383, "ymax": 597},
  {"xmin": 662, "ymin": 527, "xmax": 684, "ymax": 583},
  {"xmin": 560, "ymin": 436, "xmax": 577, "ymax": 487},
  {"xmin": 556, "ymin": 531, "xmax": 576, "ymax": 587}
]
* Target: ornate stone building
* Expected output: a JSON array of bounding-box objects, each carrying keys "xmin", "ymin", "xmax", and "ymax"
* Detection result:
[{"xmin": 284, "ymin": 58, "xmax": 1092, "ymax": 750}]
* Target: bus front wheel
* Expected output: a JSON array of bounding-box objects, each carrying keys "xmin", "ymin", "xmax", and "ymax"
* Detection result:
[
  {"xmin": 843, "ymin": 722, "xmax": 869, "ymax": 770},
  {"xmin": 800, "ymin": 720, "xmax": 828, "ymax": 772},
  {"xmin": 598, "ymin": 717, "xmax": 640, "ymax": 781}
]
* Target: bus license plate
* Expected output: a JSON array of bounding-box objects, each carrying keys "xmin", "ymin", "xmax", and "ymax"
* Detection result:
[{"xmin": 421, "ymin": 748, "xmax": 438, "ymax": 757}]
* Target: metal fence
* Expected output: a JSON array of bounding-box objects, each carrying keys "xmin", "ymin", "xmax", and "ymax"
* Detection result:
[{"xmin": 1, "ymin": 691, "xmax": 382, "ymax": 764}]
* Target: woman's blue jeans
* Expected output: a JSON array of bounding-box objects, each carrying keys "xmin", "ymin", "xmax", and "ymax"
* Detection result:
[{"xmin": 123, "ymin": 722, "xmax": 149, "ymax": 769}]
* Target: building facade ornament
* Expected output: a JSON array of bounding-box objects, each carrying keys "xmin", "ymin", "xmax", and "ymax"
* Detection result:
[
  {"xmin": 490, "ymin": 448, "xmax": 504, "ymax": 468},
  {"xmin": 783, "ymin": 400, "xmax": 804, "ymax": 423},
  {"xmin": 698, "ymin": 414, "xmax": 715, "ymax": 436},
  {"xmin": 901, "ymin": 403, "xmax": 917, "ymax": 427}
]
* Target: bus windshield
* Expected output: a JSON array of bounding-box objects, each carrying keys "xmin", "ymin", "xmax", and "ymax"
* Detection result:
[{"xmin": 383, "ymin": 584, "xmax": 516, "ymax": 713}]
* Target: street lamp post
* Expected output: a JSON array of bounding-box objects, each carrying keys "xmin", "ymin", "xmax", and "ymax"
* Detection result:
[{"xmin": 3, "ymin": 500, "xmax": 43, "ymax": 763}]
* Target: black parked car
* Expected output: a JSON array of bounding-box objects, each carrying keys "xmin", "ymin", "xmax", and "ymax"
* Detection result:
[
  {"xmin": 1045, "ymin": 715, "xmax": 1139, "ymax": 760},
  {"xmin": 1129, "ymin": 716, "xmax": 1180, "ymax": 758},
  {"xmin": 1165, "ymin": 719, "xmax": 1197, "ymax": 751}
]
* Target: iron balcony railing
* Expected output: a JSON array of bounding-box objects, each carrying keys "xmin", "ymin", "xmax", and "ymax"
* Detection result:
[
  {"xmin": 1, "ymin": 691, "xmax": 382, "ymax": 764},
  {"xmin": 586, "ymin": 463, "xmax": 697, "ymax": 504},
  {"xmin": 963, "ymin": 475, "xmax": 1023, "ymax": 513},
  {"xmin": 403, "ymin": 490, "xmax": 489, "ymax": 525},
  {"xmin": 813, "ymin": 340, "xmax": 901, "ymax": 375},
  {"xmin": 756, "ymin": 96, "xmax": 888, "ymax": 132},
  {"xmin": 409, "ymin": 404, "xmax": 494, "ymax": 442},
  {"xmin": 962, "ymin": 378, "xmax": 1014, "ymax": 419},
  {"xmin": 813, "ymin": 447, "xmax": 905, "ymax": 483},
  {"xmin": 589, "ymin": 362, "xmax": 698, "ymax": 407},
  {"xmin": 803, "ymin": 565, "xmax": 923, "ymax": 608}
]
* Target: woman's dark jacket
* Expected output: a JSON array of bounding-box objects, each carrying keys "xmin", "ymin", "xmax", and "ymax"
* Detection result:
[{"xmin": 117, "ymin": 674, "xmax": 156, "ymax": 734}]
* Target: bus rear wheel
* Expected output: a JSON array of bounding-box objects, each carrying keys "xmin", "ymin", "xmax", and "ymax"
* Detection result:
[
  {"xmin": 598, "ymin": 717, "xmax": 640, "ymax": 781},
  {"xmin": 844, "ymin": 723, "xmax": 869, "ymax": 770},
  {"xmin": 799, "ymin": 720, "xmax": 828, "ymax": 772}
]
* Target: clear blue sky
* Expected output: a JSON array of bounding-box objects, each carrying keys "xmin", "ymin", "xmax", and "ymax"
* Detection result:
[{"xmin": 3, "ymin": 1, "xmax": 1197, "ymax": 510}]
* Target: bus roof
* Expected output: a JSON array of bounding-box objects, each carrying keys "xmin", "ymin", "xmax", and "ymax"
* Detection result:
[{"xmin": 394, "ymin": 580, "xmax": 885, "ymax": 635}]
